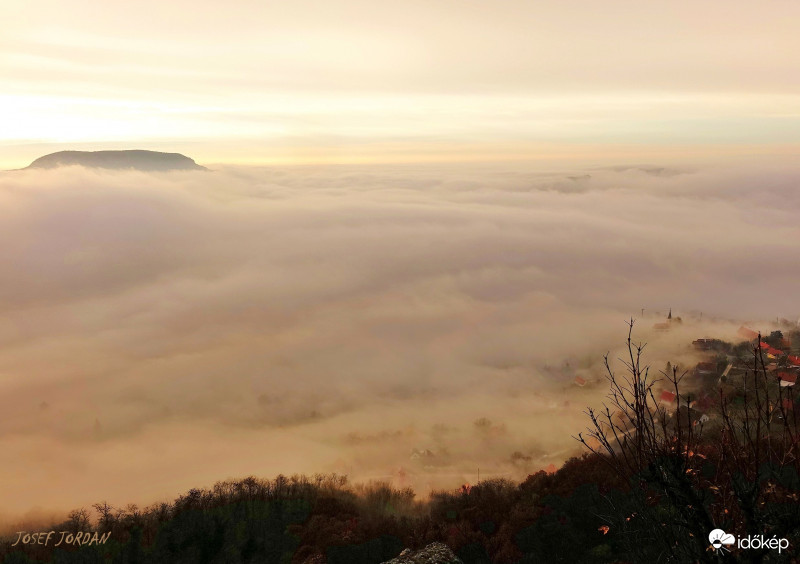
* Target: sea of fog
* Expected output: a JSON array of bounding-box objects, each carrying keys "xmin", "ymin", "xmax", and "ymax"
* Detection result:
[{"xmin": 0, "ymin": 157, "xmax": 798, "ymax": 529}]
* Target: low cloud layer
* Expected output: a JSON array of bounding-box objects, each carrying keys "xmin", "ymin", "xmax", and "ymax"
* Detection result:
[{"xmin": 0, "ymin": 159, "xmax": 798, "ymax": 529}]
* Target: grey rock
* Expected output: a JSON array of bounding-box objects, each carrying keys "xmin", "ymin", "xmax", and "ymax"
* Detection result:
[{"xmin": 381, "ymin": 542, "xmax": 463, "ymax": 564}]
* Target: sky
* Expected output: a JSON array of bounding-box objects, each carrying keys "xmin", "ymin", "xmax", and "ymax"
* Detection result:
[{"xmin": 2, "ymin": 0, "xmax": 800, "ymax": 168}]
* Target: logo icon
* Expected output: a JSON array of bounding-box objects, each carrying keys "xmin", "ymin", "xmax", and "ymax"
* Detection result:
[{"xmin": 709, "ymin": 529, "xmax": 735, "ymax": 553}]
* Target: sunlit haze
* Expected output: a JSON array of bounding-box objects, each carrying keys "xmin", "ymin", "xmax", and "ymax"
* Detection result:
[{"xmin": 2, "ymin": 0, "xmax": 799, "ymax": 168}]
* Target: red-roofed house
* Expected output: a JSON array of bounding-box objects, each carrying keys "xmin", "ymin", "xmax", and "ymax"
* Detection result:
[
  {"xmin": 758, "ymin": 342, "xmax": 783, "ymax": 356},
  {"xmin": 693, "ymin": 339, "xmax": 713, "ymax": 350},
  {"xmin": 779, "ymin": 373, "xmax": 797, "ymax": 387},
  {"xmin": 738, "ymin": 326, "xmax": 759, "ymax": 341},
  {"xmin": 660, "ymin": 390, "xmax": 677, "ymax": 403},
  {"xmin": 788, "ymin": 356, "xmax": 800, "ymax": 367}
]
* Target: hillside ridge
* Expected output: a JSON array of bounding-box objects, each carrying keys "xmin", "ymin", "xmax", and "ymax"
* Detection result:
[{"xmin": 25, "ymin": 150, "xmax": 207, "ymax": 171}]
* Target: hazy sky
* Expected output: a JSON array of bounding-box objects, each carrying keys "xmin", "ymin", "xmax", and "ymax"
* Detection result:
[{"xmin": 2, "ymin": 0, "xmax": 799, "ymax": 168}]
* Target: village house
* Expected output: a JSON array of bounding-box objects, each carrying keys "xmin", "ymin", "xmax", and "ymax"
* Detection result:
[
  {"xmin": 694, "ymin": 362, "xmax": 718, "ymax": 377},
  {"xmin": 738, "ymin": 326, "xmax": 760, "ymax": 341}
]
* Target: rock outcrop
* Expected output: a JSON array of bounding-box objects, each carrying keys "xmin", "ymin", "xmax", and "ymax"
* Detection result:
[
  {"xmin": 381, "ymin": 542, "xmax": 463, "ymax": 564},
  {"xmin": 26, "ymin": 150, "xmax": 207, "ymax": 171}
]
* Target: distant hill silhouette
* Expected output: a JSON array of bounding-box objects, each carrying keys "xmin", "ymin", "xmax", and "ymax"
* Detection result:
[{"xmin": 25, "ymin": 150, "xmax": 207, "ymax": 171}]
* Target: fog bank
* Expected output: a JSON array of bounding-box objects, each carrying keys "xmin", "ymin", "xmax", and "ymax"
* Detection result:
[{"xmin": 0, "ymin": 158, "xmax": 798, "ymax": 530}]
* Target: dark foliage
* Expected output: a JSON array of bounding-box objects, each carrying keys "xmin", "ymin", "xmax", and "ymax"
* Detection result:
[
  {"xmin": 576, "ymin": 321, "xmax": 800, "ymax": 563},
  {"xmin": 1, "ymin": 460, "xmax": 628, "ymax": 564}
]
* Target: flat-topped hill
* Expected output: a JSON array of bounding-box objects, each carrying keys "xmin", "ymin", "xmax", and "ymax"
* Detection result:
[{"xmin": 26, "ymin": 150, "xmax": 207, "ymax": 171}]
